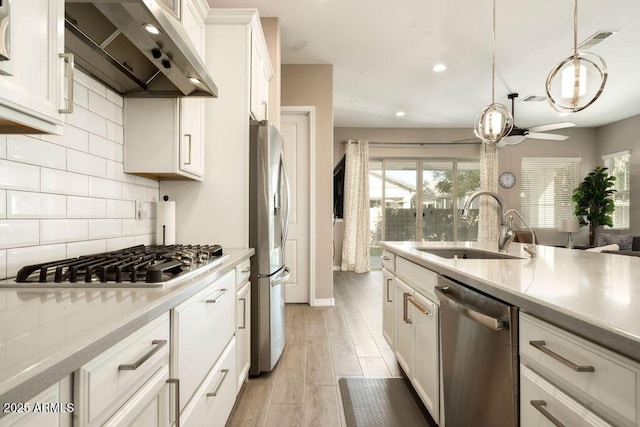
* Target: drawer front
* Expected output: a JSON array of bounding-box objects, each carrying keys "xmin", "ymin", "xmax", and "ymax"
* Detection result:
[
  {"xmin": 520, "ymin": 313, "xmax": 639, "ymax": 425},
  {"xmin": 174, "ymin": 269, "xmax": 235, "ymax": 412},
  {"xmin": 235, "ymin": 259, "xmax": 251, "ymax": 288},
  {"xmin": 77, "ymin": 313, "xmax": 170, "ymax": 426},
  {"xmin": 396, "ymin": 256, "xmax": 437, "ymax": 300},
  {"xmin": 182, "ymin": 339, "xmax": 238, "ymax": 427},
  {"xmin": 521, "ymin": 364, "xmax": 611, "ymax": 427},
  {"xmin": 381, "ymin": 250, "xmax": 395, "ymax": 272}
]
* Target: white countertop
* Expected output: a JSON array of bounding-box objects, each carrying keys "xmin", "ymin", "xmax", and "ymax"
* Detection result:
[
  {"xmin": 380, "ymin": 241, "xmax": 640, "ymax": 362},
  {"xmin": 0, "ymin": 248, "xmax": 254, "ymax": 406}
]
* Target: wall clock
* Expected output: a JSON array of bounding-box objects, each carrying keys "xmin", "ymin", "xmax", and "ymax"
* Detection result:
[{"xmin": 499, "ymin": 171, "xmax": 517, "ymax": 189}]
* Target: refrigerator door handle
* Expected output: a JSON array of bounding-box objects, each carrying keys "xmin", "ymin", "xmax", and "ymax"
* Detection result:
[
  {"xmin": 279, "ymin": 151, "xmax": 292, "ymax": 253},
  {"xmin": 271, "ymin": 267, "xmax": 291, "ymax": 287}
]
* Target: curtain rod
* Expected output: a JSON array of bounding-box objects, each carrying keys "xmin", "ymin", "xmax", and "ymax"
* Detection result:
[{"xmin": 340, "ymin": 140, "xmax": 481, "ymax": 146}]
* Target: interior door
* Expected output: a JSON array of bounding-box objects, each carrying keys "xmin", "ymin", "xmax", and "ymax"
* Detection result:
[{"xmin": 280, "ymin": 110, "xmax": 310, "ymax": 303}]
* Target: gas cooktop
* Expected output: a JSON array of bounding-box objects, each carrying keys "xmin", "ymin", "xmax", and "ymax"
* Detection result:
[{"xmin": 1, "ymin": 244, "xmax": 228, "ymax": 289}]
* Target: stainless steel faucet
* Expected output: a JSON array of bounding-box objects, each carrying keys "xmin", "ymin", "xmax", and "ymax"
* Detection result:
[
  {"xmin": 461, "ymin": 190, "xmax": 514, "ymax": 252},
  {"xmin": 504, "ymin": 209, "xmax": 537, "ymax": 258}
]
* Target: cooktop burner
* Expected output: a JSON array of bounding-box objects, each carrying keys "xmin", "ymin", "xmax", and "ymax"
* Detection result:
[{"xmin": 12, "ymin": 244, "xmax": 225, "ymax": 286}]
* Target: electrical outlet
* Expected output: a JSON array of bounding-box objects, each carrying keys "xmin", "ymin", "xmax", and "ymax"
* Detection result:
[{"xmin": 136, "ymin": 200, "xmax": 144, "ymax": 220}]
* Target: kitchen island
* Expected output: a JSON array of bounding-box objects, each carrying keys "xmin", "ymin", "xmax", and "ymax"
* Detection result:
[{"xmin": 0, "ymin": 248, "xmax": 253, "ymax": 421}]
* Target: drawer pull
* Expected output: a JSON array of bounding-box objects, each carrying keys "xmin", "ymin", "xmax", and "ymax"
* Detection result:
[
  {"xmin": 241, "ymin": 266, "xmax": 251, "ymax": 273},
  {"xmin": 206, "ymin": 369, "xmax": 230, "ymax": 397},
  {"xmin": 407, "ymin": 296, "xmax": 431, "ymax": 316},
  {"xmin": 382, "ymin": 256, "xmax": 391, "ymax": 261},
  {"xmin": 403, "ymin": 292, "xmax": 412, "ymax": 324},
  {"xmin": 205, "ymin": 289, "xmax": 227, "ymax": 303},
  {"xmin": 386, "ymin": 278, "xmax": 392, "ymax": 303},
  {"xmin": 239, "ymin": 297, "xmax": 247, "ymax": 329},
  {"xmin": 529, "ymin": 341, "xmax": 595, "ymax": 372},
  {"xmin": 118, "ymin": 339, "xmax": 167, "ymax": 371},
  {"xmin": 530, "ymin": 400, "xmax": 565, "ymax": 427},
  {"xmin": 166, "ymin": 378, "xmax": 180, "ymax": 427}
]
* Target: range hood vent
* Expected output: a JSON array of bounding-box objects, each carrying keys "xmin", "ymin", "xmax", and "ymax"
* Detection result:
[{"xmin": 65, "ymin": 1, "xmax": 217, "ymax": 98}]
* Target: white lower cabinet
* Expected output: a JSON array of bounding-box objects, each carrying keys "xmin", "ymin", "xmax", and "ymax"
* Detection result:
[
  {"xmin": 0, "ymin": 377, "xmax": 73, "ymax": 427},
  {"xmin": 521, "ymin": 364, "xmax": 611, "ymax": 427},
  {"xmin": 181, "ymin": 339, "xmax": 237, "ymax": 427},
  {"xmin": 236, "ymin": 280, "xmax": 251, "ymax": 392},
  {"xmin": 393, "ymin": 275, "xmax": 440, "ymax": 424},
  {"xmin": 382, "ymin": 268, "xmax": 395, "ymax": 348},
  {"xmin": 74, "ymin": 313, "xmax": 171, "ymax": 427}
]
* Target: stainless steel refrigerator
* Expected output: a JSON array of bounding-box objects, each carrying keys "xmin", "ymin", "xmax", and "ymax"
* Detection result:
[{"xmin": 249, "ymin": 120, "xmax": 291, "ymax": 375}]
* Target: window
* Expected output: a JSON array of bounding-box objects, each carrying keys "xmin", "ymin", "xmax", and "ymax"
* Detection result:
[
  {"xmin": 521, "ymin": 157, "xmax": 580, "ymax": 228},
  {"xmin": 603, "ymin": 150, "xmax": 631, "ymax": 229}
]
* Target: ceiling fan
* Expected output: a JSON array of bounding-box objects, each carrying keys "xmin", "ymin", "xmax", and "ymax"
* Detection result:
[{"xmin": 496, "ymin": 93, "xmax": 575, "ymax": 148}]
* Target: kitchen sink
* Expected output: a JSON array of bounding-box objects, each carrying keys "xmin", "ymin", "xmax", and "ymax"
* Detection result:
[{"xmin": 416, "ymin": 248, "xmax": 524, "ymax": 260}]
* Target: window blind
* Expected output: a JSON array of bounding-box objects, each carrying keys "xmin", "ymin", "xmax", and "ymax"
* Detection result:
[
  {"xmin": 603, "ymin": 151, "xmax": 630, "ymax": 229},
  {"xmin": 521, "ymin": 158, "xmax": 580, "ymax": 228}
]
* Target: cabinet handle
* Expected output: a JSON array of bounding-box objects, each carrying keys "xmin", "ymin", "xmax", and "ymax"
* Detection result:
[
  {"xmin": 241, "ymin": 267, "xmax": 251, "ymax": 273},
  {"xmin": 183, "ymin": 134, "xmax": 192, "ymax": 165},
  {"xmin": 205, "ymin": 288, "xmax": 227, "ymax": 303},
  {"xmin": 403, "ymin": 292, "xmax": 412, "ymax": 324},
  {"xmin": 529, "ymin": 341, "xmax": 595, "ymax": 372},
  {"xmin": 118, "ymin": 339, "xmax": 167, "ymax": 371},
  {"xmin": 407, "ymin": 296, "xmax": 431, "ymax": 316},
  {"xmin": 385, "ymin": 278, "xmax": 393, "ymax": 303},
  {"xmin": 206, "ymin": 369, "xmax": 230, "ymax": 397},
  {"xmin": 435, "ymin": 286, "xmax": 504, "ymax": 331},
  {"xmin": 530, "ymin": 400, "xmax": 565, "ymax": 427},
  {"xmin": 262, "ymin": 100, "xmax": 268, "ymax": 120},
  {"xmin": 166, "ymin": 378, "xmax": 181, "ymax": 427},
  {"xmin": 382, "ymin": 256, "xmax": 390, "ymax": 261},
  {"xmin": 59, "ymin": 53, "xmax": 74, "ymax": 114},
  {"xmin": 239, "ymin": 297, "xmax": 247, "ymax": 329}
]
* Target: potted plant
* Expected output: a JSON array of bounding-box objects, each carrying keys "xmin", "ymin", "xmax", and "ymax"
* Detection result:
[{"xmin": 572, "ymin": 166, "xmax": 616, "ymax": 246}]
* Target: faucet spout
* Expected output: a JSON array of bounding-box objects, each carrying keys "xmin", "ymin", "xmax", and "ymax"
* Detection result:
[
  {"xmin": 461, "ymin": 190, "xmax": 513, "ymax": 252},
  {"xmin": 504, "ymin": 209, "xmax": 537, "ymax": 258}
]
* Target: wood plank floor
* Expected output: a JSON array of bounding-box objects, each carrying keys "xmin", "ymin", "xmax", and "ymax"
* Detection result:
[{"xmin": 226, "ymin": 270, "xmax": 402, "ymax": 427}]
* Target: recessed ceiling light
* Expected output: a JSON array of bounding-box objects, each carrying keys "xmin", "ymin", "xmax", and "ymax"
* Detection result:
[
  {"xmin": 395, "ymin": 111, "xmax": 406, "ymax": 117},
  {"xmin": 143, "ymin": 24, "xmax": 160, "ymax": 35},
  {"xmin": 432, "ymin": 64, "xmax": 447, "ymax": 72}
]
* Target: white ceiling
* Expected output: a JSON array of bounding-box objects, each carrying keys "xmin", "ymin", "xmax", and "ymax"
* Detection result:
[{"xmin": 208, "ymin": 0, "xmax": 640, "ymax": 129}]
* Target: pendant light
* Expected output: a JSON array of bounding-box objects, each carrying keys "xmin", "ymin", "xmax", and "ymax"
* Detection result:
[
  {"xmin": 546, "ymin": 0, "xmax": 607, "ymax": 113},
  {"xmin": 473, "ymin": 0, "xmax": 513, "ymax": 145}
]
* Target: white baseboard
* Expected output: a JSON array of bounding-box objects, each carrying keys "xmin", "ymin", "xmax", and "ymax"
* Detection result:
[{"xmin": 311, "ymin": 298, "xmax": 335, "ymax": 307}]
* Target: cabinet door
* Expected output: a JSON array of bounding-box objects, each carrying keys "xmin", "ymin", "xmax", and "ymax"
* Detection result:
[
  {"xmin": 0, "ymin": 378, "xmax": 72, "ymax": 427},
  {"xmin": 249, "ymin": 36, "xmax": 268, "ymax": 121},
  {"xmin": 382, "ymin": 268, "xmax": 395, "ymax": 349},
  {"xmin": 179, "ymin": 98, "xmax": 204, "ymax": 177},
  {"xmin": 236, "ymin": 281, "xmax": 251, "ymax": 392},
  {"xmin": 394, "ymin": 277, "xmax": 414, "ymax": 376},
  {"xmin": 411, "ymin": 292, "xmax": 440, "ymax": 424},
  {"xmin": 0, "ymin": 0, "xmax": 66, "ymax": 134}
]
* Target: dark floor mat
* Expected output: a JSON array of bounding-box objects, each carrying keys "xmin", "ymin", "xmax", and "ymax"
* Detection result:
[{"xmin": 338, "ymin": 377, "xmax": 436, "ymax": 427}]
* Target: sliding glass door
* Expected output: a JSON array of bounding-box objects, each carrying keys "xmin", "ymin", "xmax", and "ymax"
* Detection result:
[{"xmin": 370, "ymin": 159, "xmax": 480, "ymax": 265}]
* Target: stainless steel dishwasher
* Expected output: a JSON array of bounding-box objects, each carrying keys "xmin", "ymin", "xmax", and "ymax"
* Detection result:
[{"xmin": 435, "ymin": 276, "xmax": 519, "ymax": 427}]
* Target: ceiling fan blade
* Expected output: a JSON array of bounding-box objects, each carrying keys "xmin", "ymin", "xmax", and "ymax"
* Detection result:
[
  {"xmin": 528, "ymin": 122, "xmax": 575, "ymax": 133},
  {"xmin": 526, "ymin": 132, "xmax": 570, "ymax": 141},
  {"xmin": 500, "ymin": 135, "xmax": 527, "ymax": 146}
]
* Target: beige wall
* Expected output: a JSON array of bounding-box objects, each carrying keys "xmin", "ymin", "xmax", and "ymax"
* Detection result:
[
  {"xmin": 261, "ymin": 18, "xmax": 281, "ymax": 128},
  {"xmin": 596, "ymin": 114, "xmax": 640, "ymax": 235},
  {"xmin": 282, "ymin": 64, "xmax": 334, "ymax": 302}
]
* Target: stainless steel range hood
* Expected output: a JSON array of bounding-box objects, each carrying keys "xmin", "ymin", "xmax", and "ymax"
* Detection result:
[{"xmin": 65, "ymin": 0, "xmax": 218, "ymax": 97}]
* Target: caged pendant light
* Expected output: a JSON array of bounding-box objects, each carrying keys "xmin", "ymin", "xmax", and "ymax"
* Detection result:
[
  {"xmin": 473, "ymin": 0, "xmax": 513, "ymax": 145},
  {"xmin": 546, "ymin": 0, "xmax": 607, "ymax": 113}
]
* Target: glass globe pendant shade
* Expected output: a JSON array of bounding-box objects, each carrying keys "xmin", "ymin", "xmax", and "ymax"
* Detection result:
[
  {"xmin": 473, "ymin": 103, "xmax": 513, "ymax": 144},
  {"xmin": 546, "ymin": 52, "xmax": 607, "ymax": 113}
]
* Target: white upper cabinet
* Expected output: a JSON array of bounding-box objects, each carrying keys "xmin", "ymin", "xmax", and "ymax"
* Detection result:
[
  {"xmin": 250, "ymin": 34, "xmax": 272, "ymax": 121},
  {"xmin": 0, "ymin": 0, "xmax": 68, "ymax": 134}
]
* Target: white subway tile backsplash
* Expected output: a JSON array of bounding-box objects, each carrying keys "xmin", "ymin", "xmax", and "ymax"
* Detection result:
[
  {"xmin": 0, "ymin": 250, "xmax": 6, "ymax": 280},
  {"xmin": 66, "ymin": 105, "xmax": 107, "ymax": 138},
  {"xmin": 0, "ymin": 160, "xmax": 39, "ymax": 192},
  {"xmin": 106, "ymin": 160, "xmax": 133, "ymax": 183},
  {"xmin": 67, "ymin": 240, "xmax": 107, "ymax": 258},
  {"xmin": 106, "ymin": 89, "xmax": 124, "ymax": 108},
  {"xmin": 135, "ymin": 234, "xmax": 156, "ymax": 246},
  {"xmin": 0, "ymin": 191, "xmax": 5, "ymax": 218},
  {"xmin": 89, "ymin": 219, "xmax": 122, "ymax": 239},
  {"xmin": 106, "ymin": 236, "xmax": 136, "ymax": 251},
  {"xmin": 7, "ymin": 191, "xmax": 66, "ymax": 219},
  {"xmin": 107, "ymin": 199, "xmax": 134, "ymax": 218},
  {"xmin": 89, "ymin": 134, "xmax": 123, "ymax": 162},
  {"xmin": 106, "ymin": 121, "xmax": 124, "ymax": 144},
  {"xmin": 89, "ymin": 177, "xmax": 122, "ymax": 199},
  {"xmin": 147, "ymin": 188, "xmax": 160, "ymax": 202},
  {"xmin": 40, "ymin": 219, "xmax": 88, "ymax": 244},
  {"xmin": 0, "ymin": 220, "xmax": 40, "ymax": 249},
  {"xmin": 41, "ymin": 169, "xmax": 89, "ymax": 196},
  {"xmin": 68, "ymin": 197, "xmax": 106, "ymax": 218},
  {"xmin": 40, "ymin": 124, "xmax": 90, "ymax": 152},
  {"xmin": 6, "ymin": 244, "xmax": 67, "ymax": 279},
  {"xmin": 122, "ymin": 218, "xmax": 154, "ymax": 236},
  {"xmin": 89, "ymin": 91, "xmax": 123, "ymax": 125},
  {"xmin": 122, "ymin": 183, "xmax": 148, "ymax": 201},
  {"xmin": 7, "ymin": 135, "xmax": 66, "ymax": 170},
  {"xmin": 143, "ymin": 202, "xmax": 157, "ymax": 219},
  {"xmin": 67, "ymin": 150, "xmax": 107, "ymax": 178},
  {"xmin": 74, "ymin": 69, "xmax": 107, "ymax": 98},
  {"xmin": 73, "ymin": 81, "xmax": 89, "ymax": 109}
]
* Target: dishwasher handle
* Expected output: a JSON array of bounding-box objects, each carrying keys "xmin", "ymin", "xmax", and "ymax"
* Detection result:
[{"xmin": 435, "ymin": 285, "xmax": 505, "ymax": 331}]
